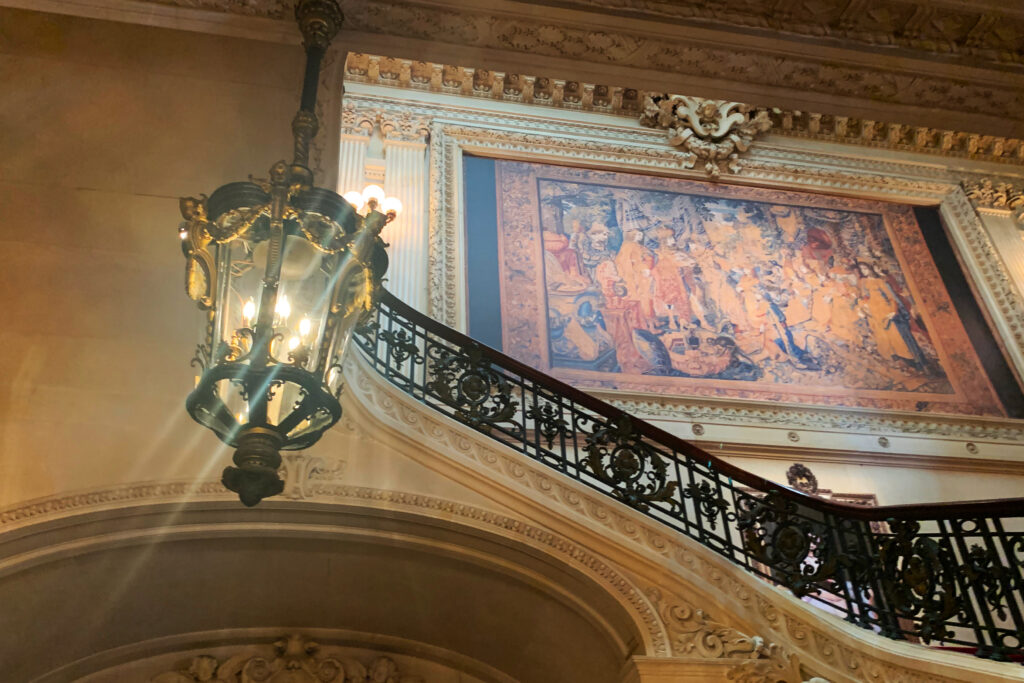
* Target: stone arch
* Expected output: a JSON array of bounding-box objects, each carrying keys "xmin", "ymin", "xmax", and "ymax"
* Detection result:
[{"xmin": 0, "ymin": 496, "xmax": 663, "ymax": 682}]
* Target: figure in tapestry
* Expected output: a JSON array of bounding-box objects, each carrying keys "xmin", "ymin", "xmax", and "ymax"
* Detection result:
[{"xmin": 535, "ymin": 180, "xmax": 951, "ymax": 394}]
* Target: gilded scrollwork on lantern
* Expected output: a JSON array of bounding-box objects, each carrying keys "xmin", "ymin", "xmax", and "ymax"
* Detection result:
[
  {"xmin": 640, "ymin": 94, "xmax": 772, "ymax": 178},
  {"xmin": 579, "ymin": 414, "xmax": 678, "ymax": 511},
  {"xmin": 177, "ymin": 0, "xmax": 403, "ymax": 507},
  {"xmin": 179, "ymin": 195, "xmax": 216, "ymax": 309}
]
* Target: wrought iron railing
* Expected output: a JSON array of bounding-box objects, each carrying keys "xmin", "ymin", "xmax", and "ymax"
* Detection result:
[{"xmin": 354, "ymin": 290, "xmax": 1024, "ymax": 661}]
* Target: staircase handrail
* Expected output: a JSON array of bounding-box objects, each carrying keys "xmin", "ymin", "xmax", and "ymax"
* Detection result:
[{"xmin": 355, "ymin": 288, "xmax": 1024, "ymax": 661}]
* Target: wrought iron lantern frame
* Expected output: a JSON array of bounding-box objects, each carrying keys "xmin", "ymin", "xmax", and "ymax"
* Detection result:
[{"xmin": 178, "ymin": 0, "xmax": 391, "ymax": 506}]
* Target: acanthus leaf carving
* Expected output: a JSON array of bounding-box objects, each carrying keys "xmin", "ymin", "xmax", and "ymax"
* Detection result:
[
  {"xmin": 725, "ymin": 643, "xmax": 831, "ymax": 683},
  {"xmin": 342, "ymin": 102, "xmax": 433, "ymax": 143},
  {"xmin": 646, "ymin": 587, "xmax": 764, "ymax": 660},
  {"xmin": 639, "ymin": 94, "xmax": 772, "ymax": 177},
  {"xmin": 963, "ymin": 179, "xmax": 1024, "ymax": 226}
]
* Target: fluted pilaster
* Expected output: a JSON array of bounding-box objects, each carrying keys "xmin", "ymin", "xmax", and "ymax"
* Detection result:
[
  {"xmin": 382, "ymin": 139, "xmax": 429, "ymax": 311},
  {"xmin": 337, "ymin": 133, "xmax": 368, "ymax": 196}
]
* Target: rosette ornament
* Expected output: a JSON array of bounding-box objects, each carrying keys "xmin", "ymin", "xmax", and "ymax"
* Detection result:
[{"xmin": 176, "ymin": 0, "xmax": 398, "ymax": 506}]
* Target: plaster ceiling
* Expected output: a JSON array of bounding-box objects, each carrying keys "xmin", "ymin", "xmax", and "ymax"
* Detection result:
[{"xmin": 25, "ymin": 0, "xmax": 1024, "ymax": 137}]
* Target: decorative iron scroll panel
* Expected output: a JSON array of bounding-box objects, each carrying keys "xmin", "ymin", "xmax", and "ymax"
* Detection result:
[{"xmin": 355, "ymin": 292, "xmax": 1024, "ymax": 661}]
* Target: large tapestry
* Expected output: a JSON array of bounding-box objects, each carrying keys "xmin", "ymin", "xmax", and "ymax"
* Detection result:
[{"xmin": 491, "ymin": 160, "xmax": 1007, "ymax": 416}]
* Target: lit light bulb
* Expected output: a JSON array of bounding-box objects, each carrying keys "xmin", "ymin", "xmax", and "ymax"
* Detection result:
[
  {"xmin": 361, "ymin": 184, "xmax": 386, "ymax": 210},
  {"xmin": 288, "ymin": 336, "xmax": 301, "ymax": 350},
  {"xmin": 179, "ymin": 228, "xmax": 188, "ymax": 240},
  {"xmin": 299, "ymin": 317, "xmax": 311, "ymax": 338},
  {"xmin": 242, "ymin": 298, "xmax": 256, "ymax": 325},
  {"xmin": 381, "ymin": 196, "xmax": 403, "ymax": 218},
  {"xmin": 275, "ymin": 294, "xmax": 291, "ymax": 321},
  {"xmin": 343, "ymin": 190, "xmax": 366, "ymax": 213}
]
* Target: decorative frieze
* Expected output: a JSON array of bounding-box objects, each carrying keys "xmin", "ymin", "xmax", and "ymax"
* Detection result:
[{"xmin": 345, "ymin": 53, "xmax": 1024, "ymax": 166}]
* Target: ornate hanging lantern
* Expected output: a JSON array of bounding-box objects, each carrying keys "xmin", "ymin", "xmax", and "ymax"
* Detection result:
[{"xmin": 177, "ymin": 0, "xmax": 398, "ymax": 506}]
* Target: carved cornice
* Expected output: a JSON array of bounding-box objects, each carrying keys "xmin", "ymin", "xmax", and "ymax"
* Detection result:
[
  {"xmin": 521, "ymin": 0, "xmax": 1024, "ymax": 69},
  {"xmin": 345, "ymin": 53, "xmax": 1024, "ymax": 166},
  {"xmin": 28, "ymin": 0, "xmax": 1024, "ymax": 139},
  {"xmin": 102, "ymin": 0, "xmax": 1024, "ymax": 72},
  {"xmin": 606, "ymin": 395, "xmax": 1024, "ymax": 442},
  {"xmin": 341, "ymin": 2, "xmax": 1024, "ymax": 135},
  {"xmin": 139, "ymin": 0, "xmax": 289, "ymax": 18}
]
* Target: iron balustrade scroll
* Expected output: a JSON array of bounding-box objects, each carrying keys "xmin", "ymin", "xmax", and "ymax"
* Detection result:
[{"xmin": 354, "ymin": 290, "xmax": 1024, "ymax": 662}]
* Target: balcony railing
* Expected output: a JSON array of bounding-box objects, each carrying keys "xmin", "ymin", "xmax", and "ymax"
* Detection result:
[{"xmin": 354, "ymin": 290, "xmax": 1024, "ymax": 661}]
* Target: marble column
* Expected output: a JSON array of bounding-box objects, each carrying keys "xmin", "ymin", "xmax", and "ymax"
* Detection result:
[{"xmin": 382, "ymin": 138, "xmax": 430, "ymax": 312}]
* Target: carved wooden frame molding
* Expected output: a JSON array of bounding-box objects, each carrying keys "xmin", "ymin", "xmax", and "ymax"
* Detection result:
[{"xmin": 340, "ymin": 91, "xmax": 1024, "ymax": 440}]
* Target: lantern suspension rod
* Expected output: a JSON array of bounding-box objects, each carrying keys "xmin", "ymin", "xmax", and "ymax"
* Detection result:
[
  {"xmin": 291, "ymin": 0, "xmax": 344, "ymax": 170},
  {"xmin": 249, "ymin": 0, "xmax": 344, "ymax": 374}
]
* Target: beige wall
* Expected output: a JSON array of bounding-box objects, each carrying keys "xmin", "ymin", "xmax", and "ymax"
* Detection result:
[
  {"xmin": 2, "ymin": 7, "xmax": 1022, "ymax": 511},
  {"xmin": 0, "ymin": 8, "xmax": 305, "ymax": 507}
]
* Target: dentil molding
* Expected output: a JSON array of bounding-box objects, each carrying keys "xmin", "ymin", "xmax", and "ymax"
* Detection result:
[{"xmin": 344, "ymin": 52, "xmax": 1024, "ymax": 167}]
